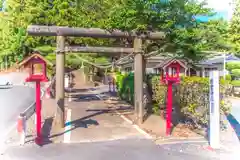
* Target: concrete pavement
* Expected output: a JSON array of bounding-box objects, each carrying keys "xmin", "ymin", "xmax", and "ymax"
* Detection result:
[
  {"xmin": 64, "ymin": 84, "xmax": 144, "ymax": 143},
  {"xmin": 0, "ymin": 72, "xmax": 36, "ymax": 153},
  {"xmin": 0, "ymin": 86, "xmax": 35, "ymax": 139},
  {"xmin": 1, "ymin": 138, "xmax": 219, "ymax": 160}
]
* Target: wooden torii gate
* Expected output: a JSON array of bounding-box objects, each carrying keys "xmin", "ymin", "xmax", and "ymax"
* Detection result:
[{"xmin": 27, "ymin": 25, "xmax": 165, "ymax": 127}]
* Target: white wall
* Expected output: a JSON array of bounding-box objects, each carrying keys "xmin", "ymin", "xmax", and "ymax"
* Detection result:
[{"xmin": 202, "ymin": 64, "xmax": 229, "ymax": 77}]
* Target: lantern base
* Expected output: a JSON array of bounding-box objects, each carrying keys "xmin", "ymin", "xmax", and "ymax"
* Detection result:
[{"xmin": 25, "ymin": 75, "xmax": 48, "ymax": 82}]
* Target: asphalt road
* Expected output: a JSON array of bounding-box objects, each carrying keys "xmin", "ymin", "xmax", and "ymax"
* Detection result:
[
  {"xmin": 0, "ymin": 86, "xmax": 35, "ymax": 140},
  {"xmin": 2, "ymin": 139, "xmax": 221, "ymax": 160}
]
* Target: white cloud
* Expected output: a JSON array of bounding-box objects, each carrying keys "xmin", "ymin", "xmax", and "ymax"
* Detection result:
[
  {"xmin": 200, "ymin": 0, "xmax": 234, "ymax": 20},
  {"xmin": 205, "ymin": 0, "xmax": 232, "ymax": 11}
]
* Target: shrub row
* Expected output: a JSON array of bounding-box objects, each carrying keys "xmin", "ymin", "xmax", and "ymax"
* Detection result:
[{"xmin": 151, "ymin": 76, "xmax": 232, "ymax": 128}]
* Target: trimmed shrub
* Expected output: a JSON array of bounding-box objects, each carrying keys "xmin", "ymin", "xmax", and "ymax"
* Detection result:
[
  {"xmin": 116, "ymin": 72, "xmax": 134, "ymax": 104},
  {"xmin": 151, "ymin": 76, "xmax": 231, "ymax": 128},
  {"xmin": 231, "ymin": 80, "xmax": 240, "ymax": 87}
]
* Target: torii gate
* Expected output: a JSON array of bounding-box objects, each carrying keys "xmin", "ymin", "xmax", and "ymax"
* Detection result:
[{"xmin": 27, "ymin": 25, "xmax": 165, "ymax": 127}]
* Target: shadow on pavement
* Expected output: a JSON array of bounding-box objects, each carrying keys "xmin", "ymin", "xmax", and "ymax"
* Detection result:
[
  {"xmin": 70, "ymin": 88, "xmax": 96, "ymax": 93},
  {"xmin": 25, "ymin": 117, "xmax": 54, "ymax": 146},
  {"xmin": 227, "ymin": 113, "xmax": 240, "ymax": 140},
  {"xmin": 85, "ymin": 106, "xmax": 132, "ymax": 113},
  {"xmin": 72, "ymin": 94, "xmax": 102, "ymax": 102},
  {"xmin": 47, "ymin": 106, "xmax": 132, "ymax": 141}
]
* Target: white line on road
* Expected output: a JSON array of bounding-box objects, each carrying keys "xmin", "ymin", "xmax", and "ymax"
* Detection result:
[
  {"xmin": 115, "ymin": 110, "xmax": 153, "ymax": 139},
  {"xmin": 64, "ymin": 108, "xmax": 72, "ymax": 143},
  {"xmin": 94, "ymin": 89, "xmax": 153, "ymax": 140}
]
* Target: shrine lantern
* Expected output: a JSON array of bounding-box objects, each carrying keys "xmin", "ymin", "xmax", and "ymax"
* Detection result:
[
  {"xmin": 161, "ymin": 61, "xmax": 181, "ymax": 84},
  {"xmin": 23, "ymin": 53, "xmax": 49, "ymax": 145},
  {"xmin": 25, "ymin": 55, "xmax": 48, "ymax": 82},
  {"xmin": 160, "ymin": 60, "xmax": 181, "ymax": 136}
]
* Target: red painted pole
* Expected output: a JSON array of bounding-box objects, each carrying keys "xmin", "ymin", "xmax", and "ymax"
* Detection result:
[
  {"xmin": 166, "ymin": 82, "xmax": 172, "ymax": 136},
  {"xmin": 35, "ymin": 81, "xmax": 42, "ymax": 144}
]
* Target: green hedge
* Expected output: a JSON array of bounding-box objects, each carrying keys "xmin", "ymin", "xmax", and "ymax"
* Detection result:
[
  {"xmin": 226, "ymin": 61, "xmax": 240, "ymax": 70},
  {"xmin": 116, "ymin": 72, "xmax": 134, "ymax": 104},
  {"xmin": 231, "ymin": 69, "xmax": 240, "ymax": 77},
  {"xmin": 116, "ymin": 73, "xmax": 232, "ymax": 128},
  {"xmin": 152, "ymin": 76, "xmax": 231, "ymax": 128},
  {"xmin": 231, "ymin": 80, "xmax": 240, "ymax": 87}
]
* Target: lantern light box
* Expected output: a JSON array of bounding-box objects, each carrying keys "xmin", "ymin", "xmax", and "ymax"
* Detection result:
[
  {"xmin": 161, "ymin": 60, "xmax": 181, "ymax": 84},
  {"xmin": 25, "ymin": 55, "xmax": 48, "ymax": 82}
]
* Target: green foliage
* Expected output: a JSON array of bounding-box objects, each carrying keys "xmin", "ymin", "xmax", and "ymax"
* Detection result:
[
  {"xmin": 0, "ymin": 0, "xmax": 228, "ymax": 68},
  {"xmin": 224, "ymin": 74, "xmax": 232, "ymax": 81},
  {"xmin": 228, "ymin": 0, "xmax": 240, "ymax": 54},
  {"xmin": 151, "ymin": 76, "xmax": 167, "ymax": 110},
  {"xmin": 226, "ymin": 61, "xmax": 240, "ymax": 71},
  {"xmin": 0, "ymin": 0, "xmax": 3, "ymax": 10},
  {"xmin": 151, "ymin": 75, "xmax": 231, "ymax": 128},
  {"xmin": 231, "ymin": 69, "xmax": 240, "ymax": 77},
  {"xmin": 231, "ymin": 80, "xmax": 240, "ymax": 87},
  {"xmin": 194, "ymin": 20, "xmax": 231, "ymax": 52},
  {"xmin": 116, "ymin": 72, "xmax": 134, "ymax": 104},
  {"xmin": 226, "ymin": 61, "xmax": 240, "ymax": 81}
]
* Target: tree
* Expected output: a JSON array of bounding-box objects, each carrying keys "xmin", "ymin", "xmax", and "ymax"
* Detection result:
[
  {"xmin": 1, "ymin": 0, "xmax": 114, "ymax": 67},
  {"xmin": 0, "ymin": 0, "xmax": 225, "ymax": 67},
  {"xmin": 226, "ymin": 61, "xmax": 240, "ymax": 86},
  {"xmin": 104, "ymin": 0, "xmax": 220, "ymax": 61},
  {"xmin": 193, "ymin": 19, "xmax": 230, "ymax": 51},
  {"xmin": 229, "ymin": 0, "xmax": 240, "ymax": 55}
]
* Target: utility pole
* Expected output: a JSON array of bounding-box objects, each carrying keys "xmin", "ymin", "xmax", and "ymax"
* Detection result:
[
  {"xmin": 56, "ymin": 36, "xmax": 65, "ymax": 128},
  {"xmin": 134, "ymin": 37, "xmax": 144, "ymax": 124}
]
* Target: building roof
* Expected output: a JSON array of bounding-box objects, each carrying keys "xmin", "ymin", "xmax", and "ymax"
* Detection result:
[
  {"xmin": 17, "ymin": 52, "xmax": 53, "ymax": 68},
  {"xmin": 153, "ymin": 58, "xmax": 188, "ymax": 69},
  {"xmin": 199, "ymin": 54, "xmax": 240, "ymax": 65}
]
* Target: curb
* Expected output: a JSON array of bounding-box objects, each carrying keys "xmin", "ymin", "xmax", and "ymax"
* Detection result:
[
  {"xmin": 227, "ymin": 96, "xmax": 240, "ymax": 100},
  {"xmin": 155, "ymin": 138, "xmax": 208, "ymax": 145}
]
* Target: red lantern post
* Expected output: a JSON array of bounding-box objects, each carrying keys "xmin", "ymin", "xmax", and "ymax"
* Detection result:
[
  {"xmin": 161, "ymin": 61, "xmax": 180, "ymax": 136},
  {"xmin": 25, "ymin": 55, "xmax": 48, "ymax": 144}
]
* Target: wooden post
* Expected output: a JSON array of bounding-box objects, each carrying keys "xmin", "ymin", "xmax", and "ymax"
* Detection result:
[
  {"xmin": 134, "ymin": 38, "xmax": 143, "ymax": 124},
  {"xmin": 142, "ymin": 57, "xmax": 146, "ymax": 82},
  {"xmin": 56, "ymin": 36, "xmax": 65, "ymax": 128}
]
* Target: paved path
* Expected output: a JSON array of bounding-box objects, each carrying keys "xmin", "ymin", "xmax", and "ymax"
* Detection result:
[
  {"xmin": 65, "ymin": 84, "xmax": 144, "ymax": 143},
  {"xmin": 1, "ymin": 139, "xmax": 221, "ymax": 160}
]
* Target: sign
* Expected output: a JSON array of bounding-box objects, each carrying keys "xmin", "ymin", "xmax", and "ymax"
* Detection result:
[{"xmin": 209, "ymin": 70, "xmax": 220, "ymax": 149}]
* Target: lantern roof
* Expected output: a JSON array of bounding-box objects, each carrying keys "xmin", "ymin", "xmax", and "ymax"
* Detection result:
[
  {"xmin": 153, "ymin": 58, "xmax": 188, "ymax": 69},
  {"xmin": 17, "ymin": 52, "xmax": 53, "ymax": 68}
]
